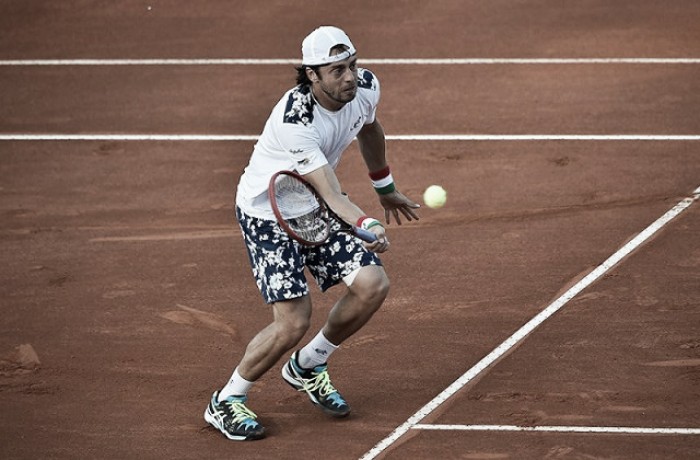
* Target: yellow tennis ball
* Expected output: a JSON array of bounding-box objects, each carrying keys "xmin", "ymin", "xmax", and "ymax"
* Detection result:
[{"xmin": 423, "ymin": 185, "xmax": 447, "ymax": 208}]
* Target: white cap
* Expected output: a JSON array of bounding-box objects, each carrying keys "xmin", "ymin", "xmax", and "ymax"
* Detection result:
[{"xmin": 301, "ymin": 26, "xmax": 357, "ymax": 66}]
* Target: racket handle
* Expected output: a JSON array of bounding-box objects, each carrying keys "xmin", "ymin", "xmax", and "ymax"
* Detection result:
[{"xmin": 353, "ymin": 226, "xmax": 379, "ymax": 243}]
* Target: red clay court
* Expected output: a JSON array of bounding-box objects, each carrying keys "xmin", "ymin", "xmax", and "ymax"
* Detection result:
[{"xmin": 1, "ymin": 2, "xmax": 699, "ymax": 459}]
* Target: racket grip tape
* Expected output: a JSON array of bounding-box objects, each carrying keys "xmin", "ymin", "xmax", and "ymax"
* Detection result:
[{"xmin": 353, "ymin": 226, "xmax": 379, "ymax": 243}]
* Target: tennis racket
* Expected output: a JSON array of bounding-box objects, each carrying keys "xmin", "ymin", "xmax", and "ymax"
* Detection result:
[{"xmin": 268, "ymin": 170, "xmax": 378, "ymax": 246}]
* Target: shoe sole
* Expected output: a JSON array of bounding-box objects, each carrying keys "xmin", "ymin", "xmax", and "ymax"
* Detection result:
[
  {"xmin": 203, "ymin": 407, "xmax": 266, "ymax": 441},
  {"xmin": 282, "ymin": 363, "xmax": 351, "ymax": 418}
]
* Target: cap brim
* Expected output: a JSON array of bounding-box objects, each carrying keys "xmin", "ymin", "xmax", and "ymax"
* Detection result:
[{"xmin": 302, "ymin": 48, "xmax": 357, "ymax": 66}]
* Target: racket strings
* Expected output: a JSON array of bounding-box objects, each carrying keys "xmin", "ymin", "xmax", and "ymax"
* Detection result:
[
  {"xmin": 287, "ymin": 208, "xmax": 328, "ymax": 243},
  {"xmin": 273, "ymin": 175, "xmax": 330, "ymax": 244}
]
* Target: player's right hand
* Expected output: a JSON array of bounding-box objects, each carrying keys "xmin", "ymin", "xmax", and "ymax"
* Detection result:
[{"xmin": 365, "ymin": 225, "xmax": 390, "ymax": 253}]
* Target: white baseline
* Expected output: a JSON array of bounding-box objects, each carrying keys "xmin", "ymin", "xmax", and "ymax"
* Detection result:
[
  {"xmin": 1, "ymin": 134, "xmax": 700, "ymax": 142},
  {"xmin": 359, "ymin": 185, "xmax": 700, "ymax": 460},
  {"xmin": 2, "ymin": 58, "xmax": 700, "ymax": 66},
  {"xmin": 413, "ymin": 424, "xmax": 700, "ymax": 435}
]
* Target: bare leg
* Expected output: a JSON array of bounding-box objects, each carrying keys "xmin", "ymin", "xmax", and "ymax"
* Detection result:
[
  {"xmin": 237, "ymin": 296, "xmax": 312, "ymax": 381},
  {"xmin": 323, "ymin": 265, "xmax": 390, "ymax": 345}
]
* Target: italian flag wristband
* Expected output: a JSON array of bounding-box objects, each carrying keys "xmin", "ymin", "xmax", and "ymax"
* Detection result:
[
  {"xmin": 369, "ymin": 166, "xmax": 396, "ymax": 195},
  {"xmin": 357, "ymin": 216, "xmax": 383, "ymax": 230}
]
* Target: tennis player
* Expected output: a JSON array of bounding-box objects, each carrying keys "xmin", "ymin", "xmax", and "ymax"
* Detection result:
[{"xmin": 204, "ymin": 25, "xmax": 419, "ymax": 441}]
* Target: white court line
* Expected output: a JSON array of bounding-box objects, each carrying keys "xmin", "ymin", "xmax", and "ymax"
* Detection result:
[
  {"xmin": 0, "ymin": 134, "xmax": 260, "ymax": 142},
  {"xmin": 413, "ymin": 425, "xmax": 700, "ymax": 435},
  {"xmin": 2, "ymin": 134, "xmax": 700, "ymax": 142},
  {"xmin": 2, "ymin": 58, "xmax": 700, "ymax": 66},
  {"xmin": 360, "ymin": 185, "xmax": 700, "ymax": 460},
  {"xmin": 388, "ymin": 135, "xmax": 700, "ymax": 141}
]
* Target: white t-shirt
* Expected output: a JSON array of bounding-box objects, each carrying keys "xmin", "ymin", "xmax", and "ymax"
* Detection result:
[{"xmin": 236, "ymin": 68, "xmax": 380, "ymax": 220}]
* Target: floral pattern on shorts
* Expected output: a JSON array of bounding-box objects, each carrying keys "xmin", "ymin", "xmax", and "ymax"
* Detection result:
[{"xmin": 236, "ymin": 207, "xmax": 381, "ymax": 304}]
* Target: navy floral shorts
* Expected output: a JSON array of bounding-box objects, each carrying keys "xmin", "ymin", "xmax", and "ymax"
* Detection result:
[{"xmin": 236, "ymin": 207, "xmax": 382, "ymax": 304}]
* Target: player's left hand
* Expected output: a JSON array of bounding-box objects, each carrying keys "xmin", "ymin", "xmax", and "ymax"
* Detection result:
[{"xmin": 378, "ymin": 190, "xmax": 420, "ymax": 225}]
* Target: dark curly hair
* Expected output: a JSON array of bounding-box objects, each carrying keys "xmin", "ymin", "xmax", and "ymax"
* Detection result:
[{"xmin": 295, "ymin": 65, "xmax": 320, "ymax": 86}]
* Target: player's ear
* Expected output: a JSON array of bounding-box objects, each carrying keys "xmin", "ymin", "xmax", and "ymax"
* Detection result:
[{"xmin": 306, "ymin": 67, "xmax": 319, "ymax": 83}]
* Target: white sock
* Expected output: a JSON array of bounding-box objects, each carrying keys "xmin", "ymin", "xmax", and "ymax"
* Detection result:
[
  {"xmin": 218, "ymin": 367, "xmax": 254, "ymax": 401},
  {"xmin": 298, "ymin": 331, "xmax": 339, "ymax": 369}
]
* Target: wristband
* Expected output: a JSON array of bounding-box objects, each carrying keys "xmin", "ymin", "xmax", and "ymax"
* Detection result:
[
  {"xmin": 369, "ymin": 166, "xmax": 396, "ymax": 195},
  {"xmin": 357, "ymin": 216, "xmax": 383, "ymax": 230}
]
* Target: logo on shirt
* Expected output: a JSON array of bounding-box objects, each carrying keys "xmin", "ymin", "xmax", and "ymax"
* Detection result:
[{"xmin": 351, "ymin": 116, "xmax": 362, "ymax": 131}]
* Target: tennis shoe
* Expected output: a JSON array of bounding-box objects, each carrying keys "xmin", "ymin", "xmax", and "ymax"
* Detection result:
[
  {"xmin": 282, "ymin": 351, "xmax": 351, "ymax": 417},
  {"xmin": 204, "ymin": 391, "xmax": 266, "ymax": 441}
]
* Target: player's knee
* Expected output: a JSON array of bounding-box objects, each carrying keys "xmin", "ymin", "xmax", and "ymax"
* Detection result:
[
  {"xmin": 276, "ymin": 315, "xmax": 310, "ymax": 347},
  {"xmin": 272, "ymin": 301, "xmax": 311, "ymax": 347},
  {"xmin": 353, "ymin": 267, "xmax": 390, "ymax": 307},
  {"xmin": 372, "ymin": 273, "xmax": 390, "ymax": 306}
]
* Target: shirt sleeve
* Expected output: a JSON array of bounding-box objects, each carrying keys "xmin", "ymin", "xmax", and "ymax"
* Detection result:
[{"xmin": 358, "ymin": 68, "xmax": 381, "ymax": 125}]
